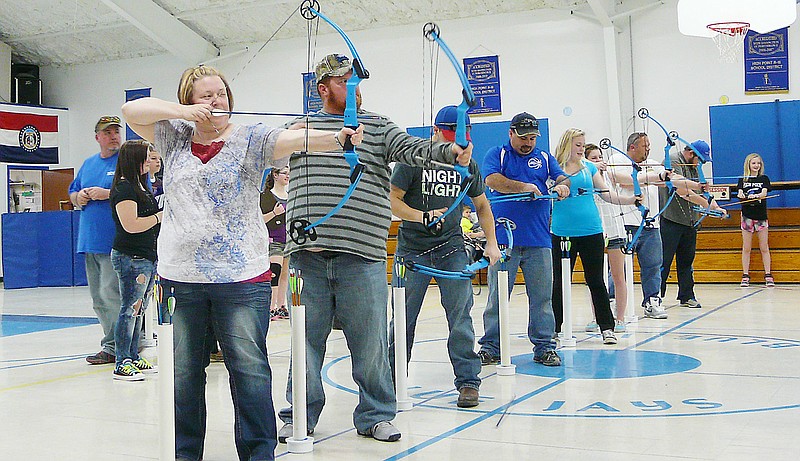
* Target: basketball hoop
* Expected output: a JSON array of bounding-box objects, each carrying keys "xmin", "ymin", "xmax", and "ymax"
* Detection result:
[{"xmin": 707, "ymin": 22, "xmax": 749, "ymax": 63}]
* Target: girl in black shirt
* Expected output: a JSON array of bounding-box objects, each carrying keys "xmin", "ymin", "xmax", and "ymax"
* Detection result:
[
  {"xmin": 110, "ymin": 140, "xmax": 162, "ymax": 380},
  {"xmin": 736, "ymin": 153, "xmax": 773, "ymax": 287}
]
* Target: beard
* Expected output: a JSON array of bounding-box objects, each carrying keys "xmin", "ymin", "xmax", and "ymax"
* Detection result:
[{"xmin": 325, "ymin": 91, "xmax": 362, "ymax": 114}]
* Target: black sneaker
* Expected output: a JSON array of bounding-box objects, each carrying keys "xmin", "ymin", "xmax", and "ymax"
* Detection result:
[
  {"xmin": 478, "ymin": 350, "xmax": 499, "ymax": 366},
  {"xmin": 113, "ymin": 359, "xmax": 145, "ymax": 381},
  {"xmin": 533, "ymin": 350, "xmax": 562, "ymax": 367}
]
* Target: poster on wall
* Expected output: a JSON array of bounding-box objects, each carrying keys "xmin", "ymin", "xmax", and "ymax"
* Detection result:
[
  {"xmin": 303, "ymin": 72, "xmax": 323, "ymax": 113},
  {"xmin": 464, "ymin": 55, "xmax": 501, "ymax": 116},
  {"xmin": 124, "ymin": 88, "xmax": 151, "ymax": 139},
  {"xmin": 744, "ymin": 27, "xmax": 789, "ymax": 94},
  {"xmin": 0, "ymin": 110, "xmax": 59, "ymax": 164}
]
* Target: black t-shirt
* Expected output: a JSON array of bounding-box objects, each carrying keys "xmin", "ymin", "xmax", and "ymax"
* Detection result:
[
  {"xmin": 737, "ymin": 174, "xmax": 770, "ymax": 221},
  {"xmin": 110, "ymin": 179, "xmax": 160, "ymax": 261},
  {"xmin": 391, "ymin": 160, "xmax": 484, "ymax": 253}
]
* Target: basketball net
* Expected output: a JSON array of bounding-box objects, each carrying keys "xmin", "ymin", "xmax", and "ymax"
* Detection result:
[{"xmin": 707, "ymin": 22, "xmax": 750, "ymax": 63}]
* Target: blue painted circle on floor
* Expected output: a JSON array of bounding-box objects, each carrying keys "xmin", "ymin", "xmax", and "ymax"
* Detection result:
[{"xmin": 513, "ymin": 349, "xmax": 701, "ymax": 379}]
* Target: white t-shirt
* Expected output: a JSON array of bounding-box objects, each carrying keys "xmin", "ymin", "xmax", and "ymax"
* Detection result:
[
  {"xmin": 607, "ymin": 153, "xmax": 665, "ymax": 229},
  {"xmin": 154, "ymin": 119, "xmax": 283, "ymax": 283}
]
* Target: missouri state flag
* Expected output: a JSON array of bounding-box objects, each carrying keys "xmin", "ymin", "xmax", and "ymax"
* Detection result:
[{"xmin": 0, "ymin": 110, "xmax": 59, "ymax": 164}]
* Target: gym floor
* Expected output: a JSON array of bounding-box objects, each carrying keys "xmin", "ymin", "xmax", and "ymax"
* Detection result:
[{"xmin": 1, "ymin": 282, "xmax": 798, "ymax": 460}]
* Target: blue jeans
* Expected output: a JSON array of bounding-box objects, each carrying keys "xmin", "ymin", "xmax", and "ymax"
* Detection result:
[
  {"xmin": 625, "ymin": 225, "xmax": 663, "ymax": 304},
  {"xmin": 478, "ymin": 246, "xmax": 556, "ymax": 357},
  {"xmin": 161, "ymin": 279, "xmax": 276, "ymax": 461},
  {"xmin": 279, "ymin": 250, "xmax": 396, "ymax": 434},
  {"xmin": 111, "ymin": 250, "xmax": 156, "ymax": 365},
  {"xmin": 389, "ymin": 244, "xmax": 481, "ymax": 390},
  {"xmin": 84, "ymin": 253, "xmax": 121, "ymax": 355}
]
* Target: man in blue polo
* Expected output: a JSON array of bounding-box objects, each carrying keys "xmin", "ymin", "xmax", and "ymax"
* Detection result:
[
  {"xmin": 477, "ymin": 112, "xmax": 570, "ymax": 367},
  {"xmin": 69, "ymin": 115, "xmax": 123, "ymax": 365}
]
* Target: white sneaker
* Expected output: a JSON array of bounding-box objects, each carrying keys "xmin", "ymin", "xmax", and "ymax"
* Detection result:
[
  {"xmin": 601, "ymin": 329, "xmax": 618, "ymax": 344},
  {"xmin": 584, "ymin": 321, "xmax": 599, "ymax": 332},
  {"xmin": 643, "ymin": 297, "xmax": 667, "ymax": 319}
]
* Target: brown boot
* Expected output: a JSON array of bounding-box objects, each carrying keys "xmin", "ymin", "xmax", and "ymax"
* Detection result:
[{"xmin": 457, "ymin": 387, "xmax": 479, "ymax": 408}]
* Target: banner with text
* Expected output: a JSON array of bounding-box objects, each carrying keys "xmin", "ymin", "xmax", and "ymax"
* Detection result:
[
  {"xmin": 303, "ymin": 72, "xmax": 323, "ymax": 114},
  {"xmin": 744, "ymin": 27, "xmax": 789, "ymax": 94},
  {"xmin": 464, "ymin": 55, "xmax": 501, "ymax": 116}
]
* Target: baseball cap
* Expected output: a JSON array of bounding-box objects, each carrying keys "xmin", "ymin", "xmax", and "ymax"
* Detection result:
[
  {"xmin": 509, "ymin": 112, "xmax": 540, "ymax": 137},
  {"xmin": 688, "ymin": 140, "xmax": 711, "ymax": 162},
  {"xmin": 315, "ymin": 54, "xmax": 352, "ymax": 81},
  {"xmin": 434, "ymin": 105, "xmax": 471, "ymax": 142},
  {"xmin": 95, "ymin": 115, "xmax": 122, "ymax": 132}
]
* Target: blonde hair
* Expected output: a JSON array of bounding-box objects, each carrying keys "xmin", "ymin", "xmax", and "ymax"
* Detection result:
[
  {"xmin": 554, "ymin": 128, "xmax": 585, "ymax": 166},
  {"xmin": 177, "ymin": 65, "xmax": 234, "ymax": 110},
  {"xmin": 743, "ymin": 153, "xmax": 764, "ymax": 176}
]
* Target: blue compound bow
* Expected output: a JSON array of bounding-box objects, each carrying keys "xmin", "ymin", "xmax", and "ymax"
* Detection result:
[
  {"xmin": 420, "ymin": 22, "xmax": 476, "ymax": 234},
  {"xmin": 404, "ymin": 218, "xmax": 515, "ymax": 280},
  {"xmin": 289, "ymin": 0, "xmax": 369, "ymax": 244}
]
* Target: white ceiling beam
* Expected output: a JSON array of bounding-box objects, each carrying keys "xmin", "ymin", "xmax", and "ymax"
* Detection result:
[
  {"xmin": 100, "ymin": 0, "xmax": 219, "ymax": 65},
  {"xmin": 586, "ymin": 0, "xmax": 614, "ymax": 27}
]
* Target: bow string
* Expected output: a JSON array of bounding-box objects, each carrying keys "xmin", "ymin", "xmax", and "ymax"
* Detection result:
[
  {"xmin": 599, "ymin": 137, "xmax": 649, "ymax": 254},
  {"xmin": 420, "ymin": 22, "xmax": 476, "ymax": 234}
]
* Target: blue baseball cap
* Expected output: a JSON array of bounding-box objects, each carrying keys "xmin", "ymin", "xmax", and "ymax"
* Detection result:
[
  {"xmin": 689, "ymin": 140, "xmax": 711, "ymax": 162},
  {"xmin": 434, "ymin": 105, "xmax": 471, "ymax": 142}
]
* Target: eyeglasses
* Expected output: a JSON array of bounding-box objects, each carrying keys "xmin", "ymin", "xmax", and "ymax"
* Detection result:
[{"xmin": 277, "ymin": 169, "xmax": 289, "ymax": 175}]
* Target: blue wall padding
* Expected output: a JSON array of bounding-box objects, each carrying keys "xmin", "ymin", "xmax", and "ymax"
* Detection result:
[{"xmin": 710, "ymin": 100, "xmax": 799, "ymax": 208}]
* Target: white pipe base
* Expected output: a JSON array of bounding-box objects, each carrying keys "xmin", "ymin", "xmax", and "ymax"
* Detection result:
[
  {"xmin": 496, "ymin": 364, "xmax": 516, "ymax": 376},
  {"xmin": 287, "ymin": 437, "xmax": 314, "ymax": 453}
]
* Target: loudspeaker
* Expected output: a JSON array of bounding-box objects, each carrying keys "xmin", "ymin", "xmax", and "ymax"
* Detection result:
[
  {"xmin": 13, "ymin": 77, "xmax": 41, "ymax": 105},
  {"xmin": 12, "ymin": 63, "xmax": 39, "ymax": 80}
]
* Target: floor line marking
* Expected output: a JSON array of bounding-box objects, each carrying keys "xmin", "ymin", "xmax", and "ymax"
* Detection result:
[
  {"xmin": 631, "ymin": 289, "xmax": 764, "ymax": 350},
  {"xmin": 0, "ymin": 366, "xmax": 111, "ymax": 393},
  {"xmin": 383, "ymin": 378, "xmax": 567, "ymax": 461}
]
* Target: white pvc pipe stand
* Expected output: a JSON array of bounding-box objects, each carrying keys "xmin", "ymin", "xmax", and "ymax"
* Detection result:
[
  {"xmin": 496, "ymin": 269, "xmax": 516, "ymax": 376},
  {"xmin": 392, "ymin": 286, "xmax": 413, "ymax": 411},
  {"xmin": 560, "ymin": 256, "xmax": 576, "ymax": 348},
  {"xmin": 157, "ymin": 324, "xmax": 175, "ymax": 461},
  {"xmin": 287, "ymin": 304, "xmax": 314, "ymax": 453},
  {"xmin": 624, "ymin": 253, "xmax": 638, "ymax": 324}
]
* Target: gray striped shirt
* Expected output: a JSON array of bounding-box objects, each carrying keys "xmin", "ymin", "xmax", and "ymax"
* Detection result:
[{"xmin": 285, "ymin": 110, "xmax": 457, "ymax": 261}]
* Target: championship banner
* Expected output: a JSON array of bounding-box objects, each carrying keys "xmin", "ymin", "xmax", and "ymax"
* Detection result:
[
  {"xmin": 0, "ymin": 110, "xmax": 59, "ymax": 164},
  {"xmin": 303, "ymin": 72, "xmax": 323, "ymax": 113}
]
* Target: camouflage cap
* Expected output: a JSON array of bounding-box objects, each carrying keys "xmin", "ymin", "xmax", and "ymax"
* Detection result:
[
  {"xmin": 315, "ymin": 54, "xmax": 352, "ymax": 81},
  {"xmin": 95, "ymin": 115, "xmax": 122, "ymax": 132}
]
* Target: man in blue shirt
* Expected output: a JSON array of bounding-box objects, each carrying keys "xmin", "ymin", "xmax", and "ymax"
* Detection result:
[
  {"xmin": 69, "ymin": 116, "xmax": 122, "ymax": 365},
  {"xmin": 477, "ymin": 112, "xmax": 570, "ymax": 367}
]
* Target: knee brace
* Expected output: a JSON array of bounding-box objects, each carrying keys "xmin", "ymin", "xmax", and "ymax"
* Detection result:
[{"xmin": 270, "ymin": 262, "xmax": 282, "ymax": 286}]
